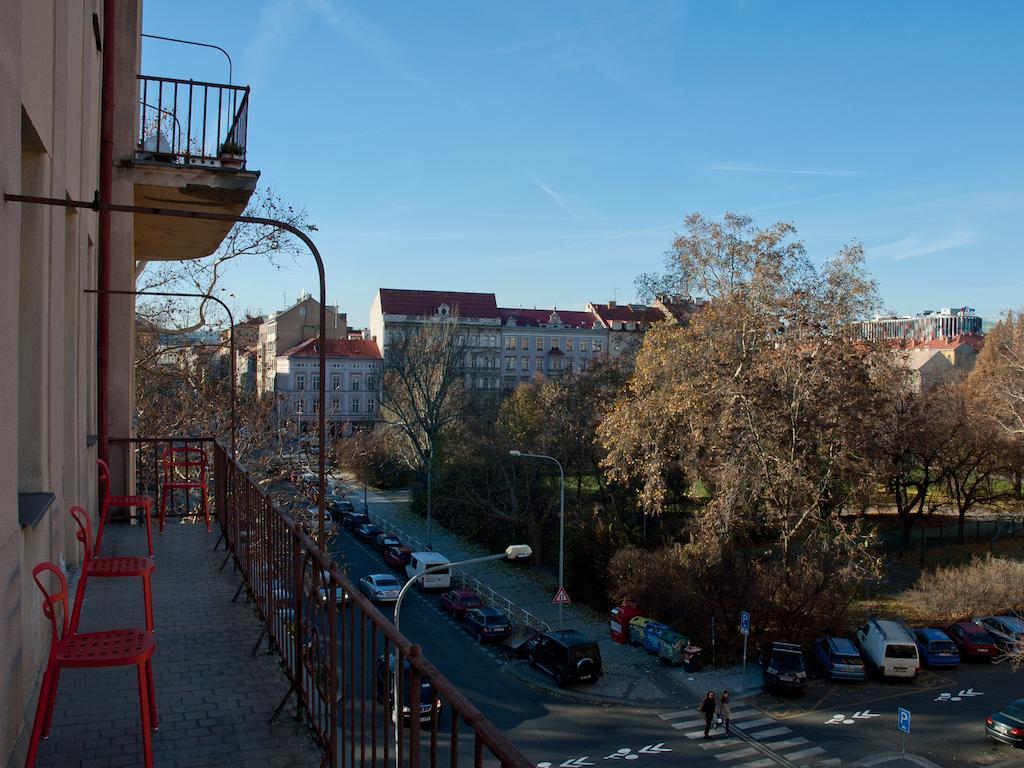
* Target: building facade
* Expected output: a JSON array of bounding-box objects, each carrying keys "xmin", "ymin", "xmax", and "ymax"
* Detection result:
[
  {"xmin": 257, "ymin": 294, "xmax": 346, "ymax": 396},
  {"xmin": 860, "ymin": 307, "xmax": 984, "ymax": 342},
  {"xmin": 274, "ymin": 338, "xmax": 382, "ymax": 434},
  {"xmin": 498, "ymin": 308, "xmax": 608, "ymax": 390},
  {"xmin": 588, "ymin": 301, "xmax": 667, "ymax": 357},
  {"xmin": 369, "ymin": 288, "xmax": 502, "ymax": 394}
]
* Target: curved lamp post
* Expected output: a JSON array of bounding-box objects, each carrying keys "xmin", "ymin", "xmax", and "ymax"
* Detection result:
[
  {"xmin": 509, "ymin": 449, "xmax": 565, "ymax": 627},
  {"xmin": 391, "ymin": 544, "xmax": 531, "ymax": 764}
]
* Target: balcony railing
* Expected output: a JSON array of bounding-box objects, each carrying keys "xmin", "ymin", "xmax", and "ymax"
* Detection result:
[
  {"xmin": 113, "ymin": 437, "xmax": 532, "ymax": 768},
  {"xmin": 136, "ymin": 75, "xmax": 250, "ymax": 168}
]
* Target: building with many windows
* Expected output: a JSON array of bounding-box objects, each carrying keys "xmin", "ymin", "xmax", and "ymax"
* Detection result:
[
  {"xmin": 587, "ymin": 300, "xmax": 668, "ymax": 356},
  {"xmin": 257, "ymin": 294, "xmax": 347, "ymax": 396},
  {"xmin": 274, "ymin": 338, "xmax": 381, "ymax": 434},
  {"xmin": 498, "ymin": 307, "xmax": 608, "ymax": 389},
  {"xmin": 369, "ymin": 288, "xmax": 502, "ymax": 393},
  {"xmin": 859, "ymin": 306, "xmax": 983, "ymax": 342}
]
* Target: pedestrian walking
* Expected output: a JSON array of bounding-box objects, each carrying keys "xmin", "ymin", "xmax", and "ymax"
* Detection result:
[
  {"xmin": 699, "ymin": 691, "xmax": 716, "ymax": 738},
  {"xmin": 717, "ymin": 690, "xmax": 732, "ymax": 735}
]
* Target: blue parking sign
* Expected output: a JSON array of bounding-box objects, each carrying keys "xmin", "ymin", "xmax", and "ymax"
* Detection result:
[
  {"xmin": 897, "ymin": 707, "xmax": 911, "ymax": 734},
  {"xmin": 739, "ymin": 610, "xmax": 750, "ymax": 636}
]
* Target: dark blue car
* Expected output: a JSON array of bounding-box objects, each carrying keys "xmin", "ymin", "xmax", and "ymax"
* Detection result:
[
  {"xmin": 463, "ymin": 607, "xmax": 511, "ymax": 643},
  {"xmin": 914, "ymin": 628, "xmax": 960, "ymax": 667}
]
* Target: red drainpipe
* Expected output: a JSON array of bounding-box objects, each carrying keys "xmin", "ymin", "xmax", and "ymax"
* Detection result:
[{"xmin": 97, "ymin": 0, "xmax": 115, "ymax": 466}]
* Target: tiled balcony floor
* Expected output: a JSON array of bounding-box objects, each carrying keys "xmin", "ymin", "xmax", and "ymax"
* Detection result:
[{"xmin": 33, "ymin": 517, "xmax": 321, "ymax": 768}]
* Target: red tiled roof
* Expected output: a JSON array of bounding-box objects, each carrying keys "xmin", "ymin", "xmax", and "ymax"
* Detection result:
[
  {"xmin": 589, "ymin": 302, "xmax": 664, "ymax": 327},
  {"xmin": 378, "ymin": 288, "xmax": 499, "ymax": 318},
  {"xmin": 498, "ymin": 307, "xmax": 599, "ymax": 329},
  {"xmin": 281, "ymin": 338, "xmax": 381, "ymax": 360}
]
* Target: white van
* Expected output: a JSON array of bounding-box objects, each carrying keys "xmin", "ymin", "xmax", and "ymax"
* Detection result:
[
  {"xmin": 855, "ymin": 619, "xmax": 920, "ymax": 679},
  {"xmin": 404, "ymin": 552, "xmax": 451, "ymax": 591}
]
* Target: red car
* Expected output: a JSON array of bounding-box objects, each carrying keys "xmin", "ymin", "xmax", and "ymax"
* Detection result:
[
  {"xmin": 440, "ymin": 590, "xmax": 483, "ymax": 621},
  {"xmin": 383, "ymin": 545, "xmax": 414, "ymax": 570},
  {"xmin": 946, "ymin": 622, "xmax": 1000, "ymax": 660}
]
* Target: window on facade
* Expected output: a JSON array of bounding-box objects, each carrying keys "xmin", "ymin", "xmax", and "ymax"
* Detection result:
[
  {"xmin": 581, "ymin": 338, "xmax": 589, "ymax": 351},
  {"xmin": 331, "ymin": 399, "xmax": 339, "ymax": 413},
  {"xmin": 297, "ymin": 399, "xmax": 305, "ymax": 414},
  {"xmin": 505, "ymin": 357, "xmax": 515, "ymax": 371},
  {"xmin": 552, "ymin": 358, "xmax": 561, "ymax": 371},
  {"xmin": 312, "ymin": 376, "xmax": 320, "ymax": 391},
  {"xmin": 368, "ymin": 400, "xmax": 375, "ymax": 413},
  {"xmin": 551, "ymin": 337, "xmax": 559, "ymax": 350},
  {"xmin": 352, "ymin": 399, "xmax": 360, "ymax": 414},
  {"xmin": 352, "ymin": 377, "xmax": 361, "ymax": 391},
  {"xmin": 535, "ymin": 337, "xmax": 543, "ymax": 350},
  {"xmin": 535, "ymin": 358, "xmax": 543, "ymax": 371},
  {"xmin": 332, "ymin": 376, "xmax": 340, "ymax": 390},
  {"xmin": 521, "ymin": 357, "xmax": 529, "ymax": 371},
  {"xmin": 368, "ymin": 376, "xmax": 377, "ymax": 390},
  {"xmin": 567, "ymin": 338, "xmax": 574, "ymax": 351},
  {"xmin": 594, "ymin": 339, "xmax": 603, "ymax": 352},
  {"xmin": 299, "ymin": 307, "xmax": 307, "ymax": 317},
  {"xmin": 521, "ymin": 336, "xmax": 529, "ymax": 350},
  {"xmin": 506, "ymin": 336, "xmax": 516, "ymax": 350},
  {"xmin": 296, "ymin": 374, "xmax": 305, "ymax": 391}
]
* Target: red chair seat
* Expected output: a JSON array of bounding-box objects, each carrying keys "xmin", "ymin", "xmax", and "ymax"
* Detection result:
[
  {"xmin": 108, "ymin": 494, "xmax": 153, "ymax": 507},
  {"xmin": 57, "ymin": 629, "xmax": 156, "ymax": 668},
  {"xmin": 88, "ymin": 556, "xmax": 155, "ymax": 577}
]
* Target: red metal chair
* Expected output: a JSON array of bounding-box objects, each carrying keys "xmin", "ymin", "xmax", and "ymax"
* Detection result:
[
  {"xmin": 25, "ymin": 563, "xmax": 157, "ymax": 768},
  {"xmin": 159, "ymin": 446, "xmax": 211, "ymax": 533},
  {"xmin": 69, "ymin": 505, "xmax": 156, "ymax": 632},
  {"xmin": 96, "ymin": 458, "xmax": 154, "ymax": 557}
]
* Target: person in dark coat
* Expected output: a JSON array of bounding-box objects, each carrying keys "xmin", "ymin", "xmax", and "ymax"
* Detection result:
[
  {"xmin": 717, "ymin": 690, "xmax": 732, "ymax": 735},
  {"xmin": 699, "ymin": 691, "xmax": 717, "ymax": 738}
]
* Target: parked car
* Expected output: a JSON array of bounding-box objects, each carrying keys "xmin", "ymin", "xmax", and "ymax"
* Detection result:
[
  {"xmin": 297, "ymin": 508, "xmax": 336, "ymax": 536},
  {"xmin": 355, "ymin": 523, "xmax": 384, "ymax": 543},
  {"xmin": 342, "ymin": 510, "xmax": 370, "ymax": 530},
  {"xmin": 913, "ymin": 628, "xmax": 960, "ymax": 667},
  {"xmin": 328, "ymin": 498, "xmax": 355, "ymax": 516},
  {"xmin": 373, "ymin": 532, "xmax": 402, "ymax": 553},
  {"xmin": 405, "ymin": 552, "xmax": 452, "ymax": 591},
  {"xmin": 986, "ymin": 699, "xmax": 1024, "ymax": 747},
  {"xmin": 375, "ymin": 653, "xmax": 442, "ymax": 725},
  {"xmin": 528, "ymin": 629, "xmax": 603, "ymax": 687},
  {"xmin": 760, "ymin": 641, "xmax": 808, "ymax": 692},
  {"xmin": 359, "ymin": 573, "xmax": 403, "ymax": 603},
  {"xmin": 946, "ymin": 622, "xmax": 1000, "ymax": 660},
  {"xmin": 855, "ymin": 618, "xmax": 920, "ymax": 679},
  {"xmin": 813, "ymin": 636, "xmax": 866, "ymax": 681},
  {"xmin": 464, "ymin": 607, "xmax": 512, "ymax": 643},
  {"xmin": 384, "ymin": 545, "xmax": 414, "ymax": 570},
  {"xmin": 974, "ymin": 616, "xmax": 1024, "ymax": 653},
  {"xmin": 440, "ymin": 590, "xmax": 483, "ymax": 620}
]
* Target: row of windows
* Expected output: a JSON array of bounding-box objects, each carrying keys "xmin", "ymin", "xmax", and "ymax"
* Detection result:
[
  {"xmin": 503, "ymin": 357, "xmax": 585, "ymax": 373},
  {"xmin": 295, "ymin": 375, "xmax": 378, "ymax": 391},
  {"xmin": 504, "ymin": 336, "xmax": 603, "ymax": 352},
  {"xmin": 294, "ymin": 398, "xmax": 376, "ymax": 415}
]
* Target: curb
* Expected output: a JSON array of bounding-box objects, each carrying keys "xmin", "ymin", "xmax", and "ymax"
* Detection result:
[
  {"xmin": 501, "ymin": 654, "xmax": 679, "ymax": 708},
  {"xmin": 856, "ymin": 754, "xmax": 944, "ymax": 768}
]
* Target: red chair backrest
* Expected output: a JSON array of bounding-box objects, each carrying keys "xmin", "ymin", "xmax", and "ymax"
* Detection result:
[
  {"xmin": 69, "ymin": 505, "xmax": 95, "ymax": 563},
  {"xmin": 32, "ymin": 563, "xmax": 69, "ymax": 648},
  {"xmin": 161, "ymin": 446, "xmax": 208, "ymax": 483},
  {"xmin": 97, "ymin": 458, "xmax": 111, "ymax": 501}
]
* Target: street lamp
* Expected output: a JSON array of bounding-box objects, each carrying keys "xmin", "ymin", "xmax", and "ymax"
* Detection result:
[
  {"xmin": 391, "ymin": 544, "xmax": 531, "ymax": 763},
  {"xmin": 509, "ymin": 449, "xmax": 566, "ymax": 627}
]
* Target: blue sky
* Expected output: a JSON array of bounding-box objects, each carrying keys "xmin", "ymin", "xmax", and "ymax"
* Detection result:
[{"xmin": 142, "ymin": 0, "xmax": 1024, "ymax": 328}]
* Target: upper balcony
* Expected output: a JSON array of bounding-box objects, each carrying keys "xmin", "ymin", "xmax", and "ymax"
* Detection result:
[{"xmin": 125, "ymin": 75, "xmax": 260, "ymax": 261}]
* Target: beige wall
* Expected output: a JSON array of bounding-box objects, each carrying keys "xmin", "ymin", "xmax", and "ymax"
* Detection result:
[
  {"xmin": 257, "ymin": 297, "xmax": 347, "ymax": 395},
  {"xmin": 1, "ymin": 1, "xmax": 105, "ymax": 763}
]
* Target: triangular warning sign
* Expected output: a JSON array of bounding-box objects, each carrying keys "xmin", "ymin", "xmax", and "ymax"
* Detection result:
[{"xmin": 552, "ymin": 586, "xmax": 571, "ymax": 605}]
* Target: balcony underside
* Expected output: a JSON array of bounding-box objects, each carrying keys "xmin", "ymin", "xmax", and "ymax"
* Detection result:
[{"xmin": 124, "ymin": 160, "xmax": 260, "ymax": 261}]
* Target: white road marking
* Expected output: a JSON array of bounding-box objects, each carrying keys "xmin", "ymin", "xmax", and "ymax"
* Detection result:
[
  {"xmin": 760, "ymin": 738, "xmax": 808, "ymax": 751},
  {"xmin": 729, "ymin": 709, "xmax": 765, "ymax": 720},
  {"xmin": 747, "ymin": 727, "xmax": 790, "ymax": 739},
  {"xmin": 735, "ymin": 718, "xmax": 775, "ymax": 730},
  {"xmin": 785, "ymin": 747, "xmax": 826, "ymax": 762},
  {"xmin": 671, "ymin": 719, "xmax": 708, "ymax": 730},
  {"xmin": 684, "ymin": 730, "xmax": 708, "ymax": 740},
  {"xmin": 736, "ymin": 760, "xmax": 776, "ymax": 768},
  {"xmin": 698, "ymin": 739, "xmax": 742, "ymax": 750},
  {"xmin": 716, "ymin": 747, "xmax": 759, "ymax": 761},
  {"xmin": 659, "ymin": 710, "xmax": 695, "ymax": 720}
]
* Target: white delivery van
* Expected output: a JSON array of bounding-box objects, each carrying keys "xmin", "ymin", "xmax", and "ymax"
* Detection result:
[
  {"xmin": 855, "ymin": 618, "xmax": 920, "ymax": 679},
  {"xmin": 404, "ymin": 552, "xmax": 451, "ymax": 591}
]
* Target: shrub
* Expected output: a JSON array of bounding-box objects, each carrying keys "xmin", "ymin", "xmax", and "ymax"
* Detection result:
[{"xmin": 904, "ymin": 556, "xmax": 1024, "ymax": 624}]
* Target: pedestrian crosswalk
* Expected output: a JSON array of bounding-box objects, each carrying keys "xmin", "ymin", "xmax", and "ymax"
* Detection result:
[{"xmin": 658, "ymin": 700, "xmax": 832, "ymax": 767}]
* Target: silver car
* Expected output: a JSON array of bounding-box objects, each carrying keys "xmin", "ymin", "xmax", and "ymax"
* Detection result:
[
  {"xmin": 359, "ymin": 574, "xmax": 403, "ymax": 603},
  {"xmin": 974, "ymin": 616, "xmax": 1024, "ymax": 652}
]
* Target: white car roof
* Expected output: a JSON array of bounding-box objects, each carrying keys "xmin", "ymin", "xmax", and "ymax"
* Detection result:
[{"xmin": 410, "ymin": 552, "xmax": 449, "ymax": 564}]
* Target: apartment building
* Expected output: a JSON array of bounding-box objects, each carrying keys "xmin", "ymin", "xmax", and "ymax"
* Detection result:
[
  {"xmin": 498, "ymin": 307, "xmax": 608, "ymax": 389},
  {"xmin": 1, "ymin": 2, "xmax": 258, "ymax": 761},
  {"xmin": 860, "ymin": 306, "xmax": 984, "ymax": 342},
  {"xmin": 369, "ymin": 288, "xmax": 502, "ymax": 393},
  {"xmin": 273, "ymin": 338, "xmax": 382, "ymax": 434},
  {"xmin": 257, "ymin": 293, "xmax": 347, "ymax": 395},
  {"xmin": 587, "ymin": 300, "xmax": 667, "ymax": 357}
]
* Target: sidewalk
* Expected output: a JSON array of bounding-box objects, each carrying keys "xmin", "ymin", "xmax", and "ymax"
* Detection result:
[{"xmin": 333, "ymin": 474, "xmax": 761, "ymax": 709}]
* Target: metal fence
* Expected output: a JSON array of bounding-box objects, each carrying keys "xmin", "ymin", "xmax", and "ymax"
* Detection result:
[
  {"xmin": 130, "ymin": 438, "xmax": 531, "ymax": 768},
  {"xmin": 877, "ymin": 516, "xmax": 1024, "ymax": 552},
  {"xmin": 136, "ymin": 75, "xmax": 250, "ymax": 167}
]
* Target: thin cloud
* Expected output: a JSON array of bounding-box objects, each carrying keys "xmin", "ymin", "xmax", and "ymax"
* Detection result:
[
  {"xmin": 870, "ymin": 230, "xmax": 976, "ymax": 261},
  {"xmin": 712, "ymin": 162, "xmax": 866, "ymax": 177},
  {"xmin": 533, "ymin": 176, "xmax": 574, "ymax": 217},
  {"xmin": 532, "ymin": 175, "xmax": 601, "ymax": 221}
]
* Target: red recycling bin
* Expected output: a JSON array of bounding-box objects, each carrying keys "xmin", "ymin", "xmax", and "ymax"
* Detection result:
[{"xmin": 610, "ymin": 605, "xmax": 643, "ymax": 643}]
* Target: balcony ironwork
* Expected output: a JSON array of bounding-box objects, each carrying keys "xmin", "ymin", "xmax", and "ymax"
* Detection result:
[{"xmin": 136, "ymin": 75, "xmax": 250, "ymax": 169}]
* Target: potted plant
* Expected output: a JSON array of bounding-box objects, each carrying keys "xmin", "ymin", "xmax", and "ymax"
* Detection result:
[{"xmin": 218, "ymin": 141, "xmax": 245, "ymax": 168}]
